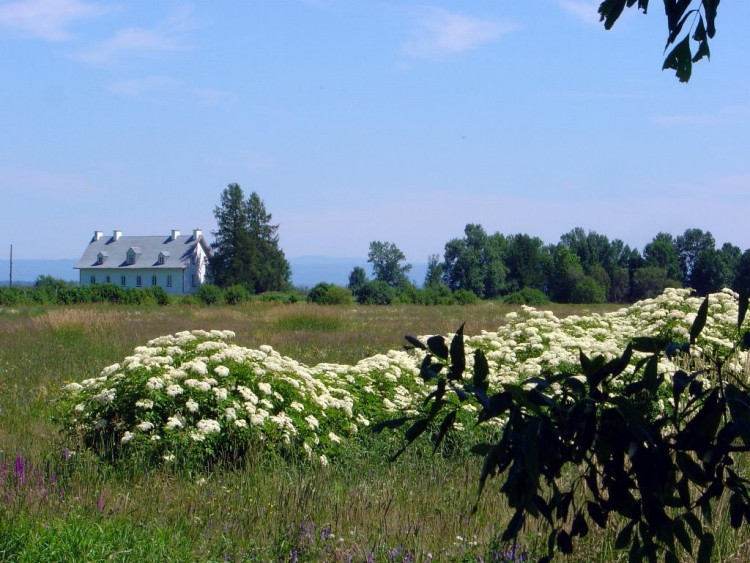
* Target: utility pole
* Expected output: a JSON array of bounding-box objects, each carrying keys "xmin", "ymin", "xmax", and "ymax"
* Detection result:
[{"xmin": 9, "ymin": 245, "xmax": 12, "ymax": 288}]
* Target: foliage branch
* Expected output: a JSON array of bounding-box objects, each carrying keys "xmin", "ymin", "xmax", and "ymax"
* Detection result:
[
  {"xmin": 599, "ymin": 0, "xmax": 720, "ymax": 82},
  {"xmin": 383, "ymin": 289, "xmax": 750, "ymax": 561}
]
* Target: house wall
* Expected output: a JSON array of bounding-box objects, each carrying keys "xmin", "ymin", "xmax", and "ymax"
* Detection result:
[{"xmin": 79, "ymin": 268, "xmax": 189, "ymax": 295}]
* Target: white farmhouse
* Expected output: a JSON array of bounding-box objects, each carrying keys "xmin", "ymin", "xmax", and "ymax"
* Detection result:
[{"xmin": 75, "ymin": 229, "xmax": 211, "ymax": 295}]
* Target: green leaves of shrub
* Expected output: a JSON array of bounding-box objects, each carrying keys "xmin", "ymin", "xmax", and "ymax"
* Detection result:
[{"xmin": 390, "ymin": 293, "xmax": 750, "ymax": 560}]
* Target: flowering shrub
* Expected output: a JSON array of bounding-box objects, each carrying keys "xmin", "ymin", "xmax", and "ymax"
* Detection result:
[
  {"xmin": 57, "ymin": 329, "xmax": 431, "ymax": 467},
  {"xmin": 389, "ymin": 287, "xmax": 750, "ymax": 561},
  {"xmin": 58, "ymin": 288, "xmax": 750, "ymax": 469}
]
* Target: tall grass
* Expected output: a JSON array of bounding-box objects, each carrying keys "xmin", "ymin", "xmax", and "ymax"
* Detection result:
[{"xmin": 3, "ymin": 301, "xmax": 748, "ymax": 561}]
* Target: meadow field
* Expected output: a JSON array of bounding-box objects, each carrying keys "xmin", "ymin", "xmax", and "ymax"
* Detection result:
[{"xmin": 1, "ymin": 299, "xmax": 750, "ymax": 562}]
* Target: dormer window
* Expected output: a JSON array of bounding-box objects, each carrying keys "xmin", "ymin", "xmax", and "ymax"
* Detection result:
[
  {"xmin": 126, "ymin": 247, "xmax": 142, "ymax": 265},
  {"xmin": 158, "ymin": 251, "xmax": 169, "ymax": 265},
  {"xmin": 96, "ymin": 251, "xmax": 108, "ymax": 265}
]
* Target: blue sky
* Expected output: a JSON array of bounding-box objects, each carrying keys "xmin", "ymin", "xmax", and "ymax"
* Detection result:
[{"xmin": 1, "ymin": 0, "xmax": 749, "ymax": 265}]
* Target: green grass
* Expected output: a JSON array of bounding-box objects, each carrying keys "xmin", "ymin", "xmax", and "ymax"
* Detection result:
[{"xmin": 3, "ymin": 300, "xmax": 749, "ymax": 561}]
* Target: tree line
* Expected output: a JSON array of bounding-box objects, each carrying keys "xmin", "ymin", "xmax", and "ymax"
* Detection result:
[{"xmin": 338, "ymin": 225, "xmax": 750, "ymax": 305}]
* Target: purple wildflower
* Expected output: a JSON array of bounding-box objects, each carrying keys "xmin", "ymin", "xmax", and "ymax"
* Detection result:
[{"xmin": 14, "ymin": 455, "xmax": 25, "ymax": 484}]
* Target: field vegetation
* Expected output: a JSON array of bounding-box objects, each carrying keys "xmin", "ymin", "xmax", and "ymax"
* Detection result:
[
  {"xmin": 0, "ymin": 300, "xmax": 608, "ymax": 561},
  {"xmin": 2, "ymin": 297, "xmax": 750, "ymax": 561}
]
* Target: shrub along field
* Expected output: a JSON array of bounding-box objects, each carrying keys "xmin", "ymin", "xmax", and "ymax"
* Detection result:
[{"xmin": 1, "ymin": 297, "xmax": 750, "ymax": 561}]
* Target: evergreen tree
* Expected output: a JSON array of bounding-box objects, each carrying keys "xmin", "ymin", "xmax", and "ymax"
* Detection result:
[{"xmin": 210, "ymin": 184, "xmax": 290, "ymax": 292}]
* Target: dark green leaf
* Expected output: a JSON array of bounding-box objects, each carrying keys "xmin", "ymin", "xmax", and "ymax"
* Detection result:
[
  {"xmin": 691, "ymin": 18, "xmax": 710, "ymax": 62},
  {"xmin": 689, "ymin": 378, "xmax": 704, "ymax": 396},
  {"xmin": 477, "ymin": 440, "xmax": 507, "ymax": 498},
  {"xmin": 631, "ymin": 336, "xmax": 670, "ymax": 353},
  {"xmin": 563, "ymin": 375, "xmax": 586, "ymax": 395},
  {"xmin": 730, "ymin": 492, "xmax": 745, "ymax": 529},
  {"xmin": 470, "ymin": 443, "xmax": 491, "ymax": 457},
  {"xmin": 697, "ymin": 532, "xmax": 714, "ymax": 563},
  {"xmin": 615, "ymin": 521, "xmax": 634, "ymax": 550},
  {"xmin": 596, "ymin": 344, "xmax": 633, "ymax": 381},
  {"xmin": 556, "ymin": 530, "xmax": 573, "ymax": 554},
  {"xmin": 703, "ymin": 0, "xmax": 718, "ymax": 36},
  {"xmin": 534, "ymin": 495, "xmax": 553, "ymax": 524},
  {"xmin": 477, "ymin": 392, "xmax": 512, "ymax": 424},
  {"xmin": 682, "ymin": 511, "xmax": 703, "ymax": 537},
  {"xmin": 673, "ymin": 517, "xmax": 692, "ymax": 553},
  {"xmin": 448, "ymin": 324, "xmax": 465, "ymax": 380},
  {"xmin": 371, "ymin": 416, "xmax": 411, "ymax": 433},
  {"xmin": 501, "ymin": 509, "xmax": 525, "ymax": 543},
  {"xmin": 404, "ymin": 335, "xmax": 426, "ymax": 350},
  {"xmin": 432, "ymin": 410, "xmax": 456, "ymax": 454},
  {"xmin": 472, "ymin": 349, "xmax": 489, "ymax": 392},
  {"xmin": 524, "ymin": 377, "xmax": 550, "ymax": 389},
  {"xmin": 662, "ymin": 35, "xmax": 693, "ymax": 83},
  {"xmin": 580, "ymin": 350, "xmax": 606, "ymax": 376},
  {"xmin": 641, "ymin": 353, "xmax": 661, "ymax": 395},
  {"xmin": 673, "ymin": 370, "xmax": 689, "ymax": 401},
  {"xmin": 676, "ymin": 452, "xmax": 709, "ymax": 485},
  {"xmin": 391, "ymin": 417, "xmax": 431, "ymax": 459},
  {"xmin": 587, "ymin": 501, "xmax": 608, "ymax": 529},
  {"xmin": 628, "ymin": 533, "xmax": 641, "ymax": 563},
  {"xmin": 664, "ymin": 9, "xmax": 693, "ymax": 49},
  {"xmin": 571, "ymin": 512, "xmax": 589, "ymax": 538},
  {"xmin": 677, "ymin": 477, "xmax": 691, "ymax": 507},
  {"xmin": 419, "ymin": 355, "xmax": 442, "ymax": 381},
  {"xmin": 598, "ymin": 0, "xmax": 627, "ymax": 30},
  {"xmin": 690, "ymin": 296, "xmax": 710, "ymax": 345},
  {"xmin": 427, "ymin": 335, "xmax": 449, "ymax": 360}
]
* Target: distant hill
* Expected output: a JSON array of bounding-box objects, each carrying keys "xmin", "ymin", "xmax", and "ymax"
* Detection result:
[
  {"xmin": 289, "ymin": 256, "xmax": 428, "ymax": 289},
  {"xmin": 0, "ymin": 257, "xmax": 428, "ymax": 289},
  {"xmin": 0, "ymin": 259, "xmax": 78, "ymax": 284}
]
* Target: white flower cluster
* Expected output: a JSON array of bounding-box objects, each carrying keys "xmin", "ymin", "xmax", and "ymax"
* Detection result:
[{"xmin": 59, "ymin": 290, "xmax": 749, "ymax": 466}]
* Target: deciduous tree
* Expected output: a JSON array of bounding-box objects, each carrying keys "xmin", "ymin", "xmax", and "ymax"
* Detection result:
[{"xmin": 367, "ymin": 241, "xmax": 412, "ymax": 289}]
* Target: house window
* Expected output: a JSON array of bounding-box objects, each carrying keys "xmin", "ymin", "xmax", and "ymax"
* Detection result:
[
  {"xmin": 90, "ymin": 276, "xmax": 96, "ymax": 285},
  {"xmin": 151, "ymin": 276, "xmax": 157, "ymax": 287},
  {"xmin": 121, "ymin": 276, "xmax": 126, "ymax": 287},
  {"xmin": 136, "ymin": 275, "xmax": 142, "ymax": 288},
  {"xmin": 105, "ymin": 276, "xmax": 111, "ymax": 284},
  {"xmin": 166, "ymin": 275, "xmax": 172, "ymax": 288},
  {"xmin": 192, "ymin": 274, "xmax": 198, "ymax": 287},
  {"xmin": 158, "ymin": 251, "xmax": 169, "ymax": 265},
  {"xmin": 127, "ymin": 247, "xmax": 141, "ymax": 265}
]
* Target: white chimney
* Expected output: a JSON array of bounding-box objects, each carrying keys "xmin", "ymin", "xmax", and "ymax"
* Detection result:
[
  {"xmin": 193, "ymin": 228, "xmax": 202, "ymax": 240},
  {"xmin": 171, "ymin": 229, "xmax": 180, "ymax": 241},
  {"xmin": 113, "ymin": 230, "xmax": 122, "ymax": 241},
  {"xmin": 94, "ymin": 230, "xmax": 103, "ymax": 241}
]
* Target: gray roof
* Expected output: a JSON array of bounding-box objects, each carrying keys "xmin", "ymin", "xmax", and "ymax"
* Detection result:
[{"xmin": 75, "ymin": 232, "xmax": 211, "ymax": 270}]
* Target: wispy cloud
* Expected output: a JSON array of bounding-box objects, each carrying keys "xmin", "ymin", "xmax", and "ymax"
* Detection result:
[
  {"xmin": 108, "ymin": 75, "xmax": 179, "ymax": 99},
  {"xmin": 73, "ymin": 5, "xmax": 194, "ymax": 64},
  {"xmin": 0, "ymin": 0, "xmax": 107, "ymax": 42},
  {"xmin": 403, "ymin": 7, "xmax": 519, "ymax": 60},
  {"xmin": 556, "ymin": 0, "xmax": 602, "ymax": 26}
]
